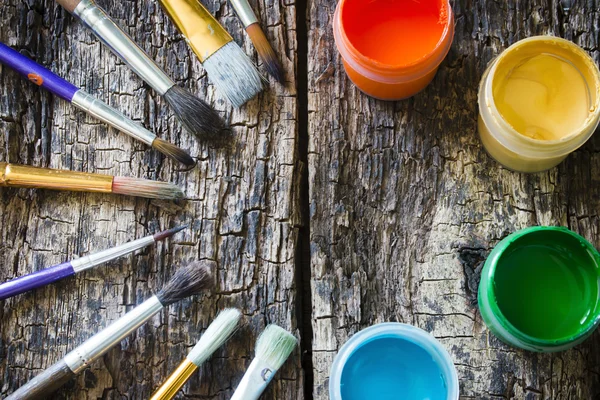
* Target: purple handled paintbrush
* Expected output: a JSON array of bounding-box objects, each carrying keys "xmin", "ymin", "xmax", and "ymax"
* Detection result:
[
  {"xmin": 0, "ymin": 225, "xmax": 186, "ymax": 300},
  {"xmin": 0, "ymin": 42, "xmax": 194, "ymax": 166}
]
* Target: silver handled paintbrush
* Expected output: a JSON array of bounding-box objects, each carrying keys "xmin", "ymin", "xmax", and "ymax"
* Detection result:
[
  {"xmin": 229, "ymin": 0, "xmax": 285, "ymax": 84},
  {"xmin": 230, "ymin": 324, "xmax": 297, "ymax": 400},
  {"xmin": 5, "ymin": 261, "xmax": 214, "ymax": 400},
  {"xmin": 150, "ymin": 308, "xmax": 242, "ymax": 399},
  {"xmin": 55, "ymin": 0, "xmax": 227, "ymax": 142},
  {"xmin": 0, "ymin": 225, "xmax": 187, "ymax": 300}
]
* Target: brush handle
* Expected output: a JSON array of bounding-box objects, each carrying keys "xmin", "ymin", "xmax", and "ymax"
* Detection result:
[
  {"xmin": 5, "ymin": 359, "xmax": 75, "ymax": 400},
  {"xmin": 0, "ymin": 42, "xmax": 79, "ymax": 101},
  {"xmin": 230, "ymin": 358, "xmax": 276, "ymax": 400},
  {"xmin": 0, "ymin": 262, "xmax": 74, "ymax": 301}
]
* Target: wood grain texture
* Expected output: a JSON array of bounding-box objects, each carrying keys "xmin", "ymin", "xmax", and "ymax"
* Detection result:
[
  {"xmin": 307, "ymin": 0, "xmax": 600, "ymax": 399},
  {"xmin": 0, "ymin": 0, "xmax": 302, "ymax": 398}
]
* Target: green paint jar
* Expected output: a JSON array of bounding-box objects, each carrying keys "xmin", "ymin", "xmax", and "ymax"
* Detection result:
[{"xmin": 478, "ymin": 226, "xmax": 600, "ymax": 352}]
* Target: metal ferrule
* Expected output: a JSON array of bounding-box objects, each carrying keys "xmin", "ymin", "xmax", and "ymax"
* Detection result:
[
  {"xmin": 0, "ymin": 162, "xmax": 113, "ymax": 193},
  {"xmin": 64, "ymin": 295, "xmax": 163, "ymax": 374},
  {"xmin": 73, "ymin": 0, "xmax": 174, "ymax": 95},
  {"xmin": 150, "ymin": 358, "xmax": 197, "ymax": 400},
  {"xmin": 71, "ymin": 91, "xmax": 156, "ymax": 146},
  {"xmin": 230, "ymin": 357, "xmax": 275, "ymax": 400},
  {"xmin": 70, "ymin": 235, "xmax": 156, "ymax": 273},
  {"xmin": 159, "ymin": 0, "xmax": 233, "ymax": 63},
  {"xmin": 230, "ymin": 0, "xmax": 258, "ymax": 28}
]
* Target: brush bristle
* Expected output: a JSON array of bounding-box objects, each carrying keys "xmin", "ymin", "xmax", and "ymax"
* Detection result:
[
  {"xmin": 164, "ymin": 85, "xmax": 228, "ymax": 142},
  {"xmin": 246, "ymin": 23, "xmax": 285, "ymax": 84},
  {"xmin": 156, "ymin": 261, "xmax": 214, "ymax": 306},
  {"xmin": 112, "ymin": 176, "xmax": 184, "ymax": 200},
  {"xmin": 153, "ymin": 224, "xmax": 188, "ymax": 241},
  {"xmin": 255, "ymin": 324, "xmax": 297, "ymax": 370},
  {"xmin": 203, "ymin": 41, "xmax": 265, "ymax": 108},
  {"xmin": 151, "ymin": 137, "xmax": 196, "ymax": 166},
  {"xmin": 188, "ymin": 308, "xmax": 242, "ymax": 366}
]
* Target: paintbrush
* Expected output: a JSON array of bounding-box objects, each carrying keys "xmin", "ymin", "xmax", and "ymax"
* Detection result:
[
  {"xmin": 150, "ymin": 308, "xmax": 242, "ymax": 400},
  {"xmin": 0, "ymin": 225, "xmax": 187, "ymax": 301},
  {"xmin": 230, "ymin": 324, "xmax": 297, "ymax": 400},
  {"xmin": 55, "ymin": 0, "xmax": 227, "ymax": 141},
  {"xmin": 158, "ymin": 0, "xmax": 265, "ymax": 108},
  {"xmin": 0, "ymin": 42, "xmax": 194, "ymax": 166},
  {"xmin": 5, "ymin": 261, "xmax": 213, "ymax": 400},
  {"xmin": 0, "ymin": 162, "xmax": 184, "ymax": 200},
  {"xmin": 229, "ymin": 0, "xmax": 284, "ymax": 84}
]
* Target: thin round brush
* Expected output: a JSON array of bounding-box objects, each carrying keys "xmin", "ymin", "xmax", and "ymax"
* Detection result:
[
  {"xmin": 230, "ymin": 324, "xmax": 298, "ymax": 400},
  {"xmin": 0, "ymin": 42, "xmax": 194, "ymax": 166},
  {"xmin": 5, "ymin": 261, "xmax": 213, "ymax": 400},
  {"xmin": 159, "ymin": 0, "xmax": 265, "ymax": 108},
  {"xmin": 0, "ymin": 225, "xmax": 186, "ymax": 300},
  {"xmin": 0, "ymin": 162, "xmax": 184, "ymax": 200},
  {"xmin": 150, "ymin": 308, "xmax": 242, "ymax": 400},
  {"xmin": 229, "ymin": 0, "xmax": 285, "ymax": 84},
  {"xmin": 55, "ymin": 0, "xmax": 227, "ymax": 141}
]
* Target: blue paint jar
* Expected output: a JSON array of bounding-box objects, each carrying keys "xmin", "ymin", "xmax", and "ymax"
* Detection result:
[{"xmin": 329, "ymin": 323, "xmax": 459, "ymax": 400}]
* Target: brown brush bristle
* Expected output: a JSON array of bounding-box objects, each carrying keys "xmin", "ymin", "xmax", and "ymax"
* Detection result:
[
  {"xmin": 153, "ymin": 225, "xmax": 188, "ymax": 241},
  {"xmin": 156, "ymin": 261, "xmax": 214, "ymax": 306},
  {"xmin": 112, "ymin": 176, "xmax": 184, "ymax": 200},
  {"xmin": 151, "ymin": 137, "xmax": 195, "ymax": 167},
  {"xmin": 246, "ymin": 23, "xmax": 285, "ymax": 84}
]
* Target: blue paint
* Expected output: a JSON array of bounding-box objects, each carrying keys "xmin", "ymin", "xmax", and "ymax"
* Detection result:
[{"xmin": 340, "ymin": 336, "xmax": 447, "ymax": 400}]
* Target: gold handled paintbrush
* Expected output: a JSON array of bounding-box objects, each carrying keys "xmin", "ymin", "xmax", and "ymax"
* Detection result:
[
  {"xmin": 158, "ymin": 0, "xmax": 265, "ymax": 108},
  {"xmin": 0, "ymin": 162, "xmax": 184, "ymax": 200},
  {"xmin": 229, "ymin": 0, "xmax": 285, "ymax": 83},
  {"xmin": 5, "ymin": 261, "xmax": 214, "ymax": 400},
  {"xmin": 150, "ymin": 308, "xmax": 242, "ymax": 399}
]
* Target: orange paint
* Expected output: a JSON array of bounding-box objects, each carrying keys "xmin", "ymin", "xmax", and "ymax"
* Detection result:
[{"xmin": 333, "ymin": 0, "xmax": 454, "ymax": 100}]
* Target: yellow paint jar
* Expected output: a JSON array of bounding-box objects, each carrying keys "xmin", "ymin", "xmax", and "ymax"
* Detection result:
[{"xmin": 478, "ymin": 36, "xmax": 600, "ymax": 173}]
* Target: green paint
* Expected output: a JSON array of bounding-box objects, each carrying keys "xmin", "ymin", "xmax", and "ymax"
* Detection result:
[{"xmin": 493, "ymin": 228, "xmax": 600, "ymax": 341}]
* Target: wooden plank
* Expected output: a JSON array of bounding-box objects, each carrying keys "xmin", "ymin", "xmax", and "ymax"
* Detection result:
[
  {"xmin": 307, "ymin": 0, "xmax": 600, "ymax": 398},
  {"xmin": 0, "ymin": 0, "xmax": 303, "ymax": 398}
]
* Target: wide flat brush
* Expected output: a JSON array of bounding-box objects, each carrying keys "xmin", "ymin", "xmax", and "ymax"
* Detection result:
[
  {"xmin": 229, "ymin": 0, "xmax": 284, "ymax": 83},
  {"xmin": 230, "ymin": 324, "xmax": 297, "ymax": 400},
  {"xmin": 150, "ymin": 308, "xmax": 242, "ymax": 400},
  {"xmin": 0, "ymin": 225, "xmax": 186, "ymax": 300},
  {"xmin": 159, "ymin": 0, "xmax": 265, "ymax": 108},
  {"xmin": 5, "ymin": 261, "xmax": 213, "ymax": 400},
  {"xmin": 0, "ymin": 42, "xmax": 194, "ymax": 166},
  {"xmin": 56, "ymin": 0, "xmax": 227, "ymax": 141},
  {"xmin": 0, "ymin": 162, "xmax": 184, "ymax": 200}
]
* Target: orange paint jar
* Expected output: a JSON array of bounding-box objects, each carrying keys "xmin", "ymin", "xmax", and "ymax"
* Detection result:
[{"xmin": 333, "ymin": 0, "xmax": 454, "ymax": 100}]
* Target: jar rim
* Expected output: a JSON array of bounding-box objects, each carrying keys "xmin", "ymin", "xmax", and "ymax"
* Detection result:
[
  {"xmin": 333, "ymin": 0, "xmax": 454, "ymax": 84},
  {"xmin": 328, "ymin": 322, "xmax": 459, "ymax": 400},
  {"xmin": 480, "ymin": 36, "xmax": 600, "ymax": 158},
  {"xmin": 480, "ymin": 226, "xmax": 600, "ymax": 350}
]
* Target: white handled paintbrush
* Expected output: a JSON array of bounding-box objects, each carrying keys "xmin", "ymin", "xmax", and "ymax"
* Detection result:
[
  {"xmin": 150, "ymin": 308, "xmax": 242, "ymax": 399},
  {"xmin": 5, "ymin": 261, "xmax": 213, "ymax": 400},
  {"xmin": 230, "ymin": 324, "xmax": 297, "ymax": 400}
]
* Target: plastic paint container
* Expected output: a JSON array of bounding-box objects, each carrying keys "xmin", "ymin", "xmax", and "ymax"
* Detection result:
[
  {"xmin": 329, "ymin": 323, "xmax": 459, "ymax": 400},
  {"xmin": 333, "ymin": 0, "xmax": 454, "ymax": 100},
  {"xmin": 478, "ymin": 36, "xmax": 600, "ymax": 173},
  {"xmin": 478, "ymin": 226, "xmax": 600, "ymax": 352}
]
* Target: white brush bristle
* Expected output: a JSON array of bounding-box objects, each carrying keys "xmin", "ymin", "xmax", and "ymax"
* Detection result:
[
  {"xmin": 188, "ymin": 308, "xmax": 242, "ymax": 366},
  {"xmin": 112, "ymin": 176, "xmax": 184, "ymax": 200},
  {"xmin": 255, "ymin": 324, "xmax": 297, "ymax": 370},
  {"xmin": 203, "ymin": 41, "xmax": 264, "ymax": 108}
]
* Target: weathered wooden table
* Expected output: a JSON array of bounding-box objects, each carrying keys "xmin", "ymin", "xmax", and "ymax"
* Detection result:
[{"xmin": 1, "ymin": 0, "xmax": 599, "ymax": 398}]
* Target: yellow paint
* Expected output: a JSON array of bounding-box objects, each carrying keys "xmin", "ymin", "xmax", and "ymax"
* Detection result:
[
  {"xmin": 477, "ymin": 36, "xmax": 600, "ymax": 173},
  {"xmin": 493, "ymin": 49, "xmax": 592, "ymax": 141}
]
